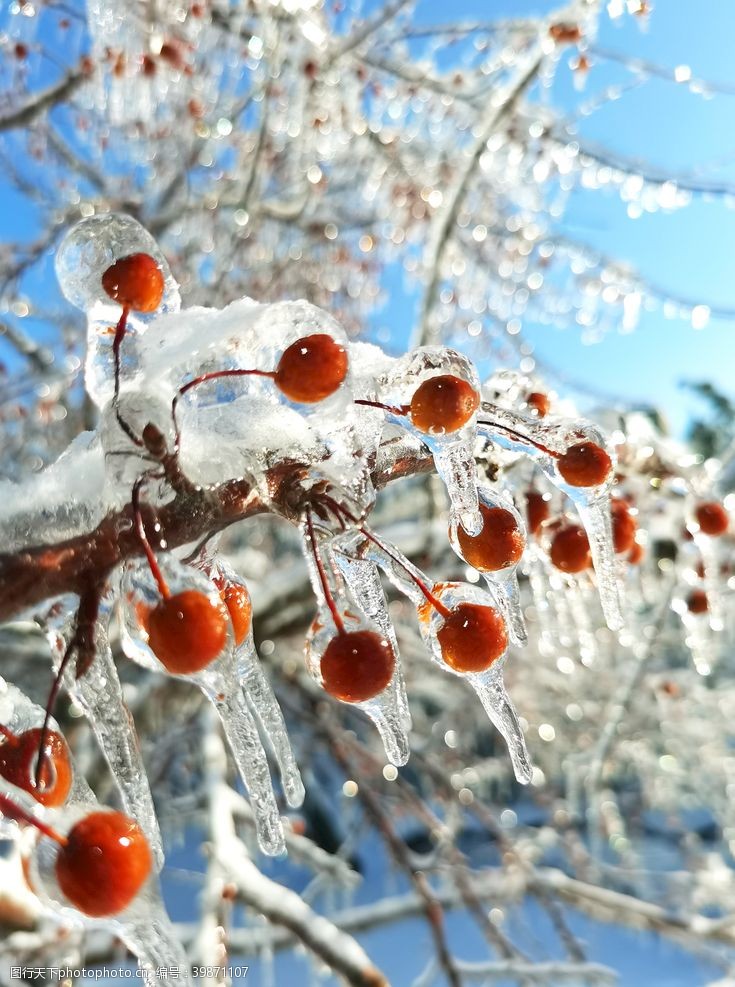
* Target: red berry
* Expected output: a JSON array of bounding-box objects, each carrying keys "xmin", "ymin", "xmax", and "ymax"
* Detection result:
[
  {"xmin": 320, "ymin": 630, "xmax": 395, "ymax": 703},
  {"xmin": 557, "ymin": 442, "xmax": 612, "ymax": 488},
  {"xmin": 14, "ymin": 42, "xmax": 28, "ymax": 59},
  {"xmin": 147, "ymin": 590, "xmax": 228, "ymax": 674},
  {"xmin": 436, "ymin": 603, "xmax": 507, "ymax": 674},
  {"xmin": 525, "ymin": 490, "xmax": 550, "ymax": 537},
  {"xmin": 695, "ymin": 502, "xmax": 729, "ymax": 537},
  {"xmin": 0, "ymin": 728, "xmax": 72, "ymax": 807},
  {"xmin": 526, "ymin": 391, "xmax": 550, "ymax": 417},
  {"xmin": 550, "ymin": 524, "xmax": 591, "ymax": 574},
  {"xmin": 549, "ymin": 22, "xmax": 582, "ymax": 43},
  {"xmin": 455, "ymin": 505, "xmax": 524, "ymax": 572},
  {"xmin": 409, "ymin": 375, "xmax": 480, "ymax": 435},
  {"xmin": 56, "ymin": 811, "xmax": 151, "ymax": 917},
  {"xmin": 611, "ymin": 498, "xmax": 637, "ymax": 554},
  {"xmin": 220, "ymin": 582, "xmax": 252, "ymax": 647},
  {"xmin": 274, "ymin": 334, "xmax": 348, "ymax": 403},
  {"xmin": 101, "ymin": 253, "xmax": 164, "ymax": 313},
  {"xmin": 687, "ymin": 589, "xmax": 708, "ymax": 615},
  {"xmin": 628, "ymin": 542, "xmax": 644, "ymax": 565}
]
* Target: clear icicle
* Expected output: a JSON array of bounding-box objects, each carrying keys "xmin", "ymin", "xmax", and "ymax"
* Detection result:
[
  {"xmin": 471, "ymin": 675, "xmax": 533, "ymax": 784},
  {"xmin": 333, "ymin": 546, "xmax": 412, "ymax": 747},
  {"xmin": 203, "ymin": 559, "xmax": 304, "ymax": 809},
  {"xmin": 45, "ymin": 592, "xmax": 163, "ymax": 870},
  {"xmin": 448, "ymin": 486, "xmax": 528, "ymax": 646},
  {"xmin": 300, "ymin": 519, "xmax": 409, "ymax": 766},
  {"xmin": 119, "ymin": 558, "xmax": 286, "ymax": 856},
  {"xmin": 205, "ymin": 683, "xmax": 286, "ymax": 856},
  {"xmin": 476, "ymin": 404, "xmax": 623, "ymax": 630},
  {"xmin": 29, "ymin": 803, "xmax": 191, "ymax": 987}
]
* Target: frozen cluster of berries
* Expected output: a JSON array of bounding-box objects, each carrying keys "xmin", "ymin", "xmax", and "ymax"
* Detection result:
[{"xmin": 3, "ymin": 214, "xmax": 732, "ymax": 981}]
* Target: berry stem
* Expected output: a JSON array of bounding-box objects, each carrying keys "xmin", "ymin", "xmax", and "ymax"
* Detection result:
[
  {"xmin": 132, "ymin": 476, "xmax": 170, "ymax": 599},
  {"xmin": 321, "ymin": 495, "xmax": 452, "ymax": 619},
  {"xmin": 173, "ymin": 368, "xmax": 275, "ymax": 451},
  {"xmin": 305, "ymin": 508, "xmax": 345, "ymax": 635},
  {"xmin": 0, "ymin": 724, "xmax": 14, "ymax": 741},
  {"xmin": 476, "ymin": 417, "xmax": 560, "ymax": 459},
  {"xmin": 111, "ymin": 306, "xmax": 144, "ymax": 448},
  {"xmin": 354, "ymin": 398, "xmax": 405, "ymax": 416},
  {"xmin": 0, "ymin": 791, "xmax": 67, "ymax": 845},
  {"xmin": 35, "ymin": 586, "xmax": 100, "ymax": 790}
]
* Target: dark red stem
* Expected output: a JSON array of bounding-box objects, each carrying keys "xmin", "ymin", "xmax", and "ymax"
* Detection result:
[
  {"xmin": 0, "ymin": 724, "xmax": 14, "ymax": 741},
  {"xmin": 132, "ymin": 476, "xmax": 170, "ymax": 599},
  {"xmin": 173, "ymin": 368, "xmax": 275, "ymax": 450},
  {"xmin": 111, "ymin": 305, "xmax": 144, "ymax": 448},
  {"xmin": 0, "ymin": 792, "xmax": 67, "ymax": 846},
  {"xmin": 322, "ymin": 495, "xmax": 451, "ymax": 619},
  {"xmin": 305, "ymin": 507, "xmax": 345, "ymax": 635},
  {"xmin": 354, "ymin": 398, "xmax": 405, "ymax": 416},
  {"xmin": 477, "ymin": 418, "xmax": 560, "ymax": 459}
]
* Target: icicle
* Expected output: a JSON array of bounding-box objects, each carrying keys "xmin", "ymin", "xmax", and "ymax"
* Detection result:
[
  {"xmin": 200, "ymin": 558, "xmax": 305, "ymax": 810},
  {"xmin": 28, "ymin": 803, "xmax": 191, "ymax": 987},
  {"xmin": 119, "ymin": 557, "xmax": 286, "ymax": 856},
  {"xmin": 300, "ymin": 517, "xmax": 408, "ymax": 766},
  {"xmin": 45, "ymin": 592, "xmax": 164, "ymax": 870},
  {"xmin": 333, "ymin": 546, "xmax": 412, "ymax": 749},
  {"xmin": 448, "ymin": 485, "xmax": 528, "ymax": 645},
  {"xmin": 476, "ymin": 404, "xmax": 624, "ymax": 630},
  {"xmin": 693, "ymin": 531, "xmax": 726, "ymax": 633}
]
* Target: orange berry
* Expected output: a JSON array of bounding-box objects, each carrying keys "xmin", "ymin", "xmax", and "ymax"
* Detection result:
[
  {"xmin": 687, "ymin": 589, "xmax": 708, "ymax": 615},
  {"xmin": 56, "ymin": 811, "xmax": 151, "ymax": 917},
  {"xmin": 526, "ymin": 391, "xmax": 550, "ymax": 417},
  {"xmin": 320, "ymin": 630, "xmax": 394, "ymax": 703},
  {"xmin": 550, "ymin": 524, "xmax": 591, "ymax": 574},
  {"xmin": 549, "ymin": 22, "xmax": 582, "ymax": 43},
  {"xmin": 695, "ymin": 502, "xmax": 729, "ymax": 536},
  {"xmin": 525, "ymin": 490, "xmax": 550, "ymax": 536},
  {"xmin": 611, "ymin": 498, "xmax": 637, "ymax": 554},
  {"xmin": 628, "ymin": 542, "xmax": 644, "ymax": 565},
  {"xmin": 147, "ymin": 590, "xmax": 228, "ymax": 674},
  {"xmin": 409, "ymin": 375, "xmax": 479, "ymax": 435},
  {"xmin": 101, "ymin": 253, "xmax": 164, "ymax": 313},
  {"xmin": 0, "ymin": 728, "xmax": 72, "ymax": 808},
  {"xmin": 221, "ymin": 582, "xmax": 252, "ymax": 646},
  {"xmin": 436, "ymin": 603, "xmax": 507, "ymax": 674},
  {"xmin": 557, "ymin": 442, "xmax": 612, "ymax": 487},
  {"xmin": 455, "ymin": 505, "xmax": 524, "ymax": 572},
  {"xmin": 274, "ymin": 334, "xmax": 348, "ymax": 403}
]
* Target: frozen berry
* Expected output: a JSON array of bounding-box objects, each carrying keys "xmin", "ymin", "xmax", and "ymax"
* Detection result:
[
  {"xmin": 101, "ymin": 253, "xmax": 164, "ymax": 313},
  {"xmin": 611, "ymin": 498, "xmax": 637, "ymax": 554},
  {"xmin": 147, "ymin": 590, "xmax": 228, "ymax": 674},
  {"xmin": 695, "ymin": 502, "xmax": 729, "ymax": 537},
  {"xmin": 526, "ymin": 391, "xmax": 550, "ymax": 417},
  {"xmin": 56, "ymin": 811, "xmax": 151, "ymax": 917},
  {"xmin": 557, "ymin": 442, "xmax": 612, "ymax": 488},
  {"xmin": 687, "ymin": 589, "xmax": 708, "ymax": 615},
  {"xmin": 525, "ymin": 490, "xmax": 550, "ymax": 536},
  {"xmin": 455, "ymin": 505, "xmax": 524, "ymax": 572},
  {"xmin": 628, "ymin": 542, "xmax": 644, "ymax": 565},
  {"xmin": 220, "ymin": 582, "xmax": 252, "ymax": 647},
  {"xmin": 409, "ymin": 375, "xmax": 479, "ymax": 435},
  {"xmin": 550, "ymin": 524, "xmax": 591, "ymax": 574},
  {"xmin": 436, "ymin": 603, "xmax": 507, "ymax": 674},
  {"xmin": 0, "ymin": 728, "xmax": 72, "ymax": 807},
  {"xmin": 274, "ymin": 334, "xmax": 348, "ymax": 403},
  {"xmin": 320, "ymin": 630, "xmax": 394, "ymax": 703}
]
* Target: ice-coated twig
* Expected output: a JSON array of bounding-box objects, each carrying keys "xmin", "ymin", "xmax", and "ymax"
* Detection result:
[{"xmin": 45, "ymin": 591, "xmax": 163, "ymax": 869}]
